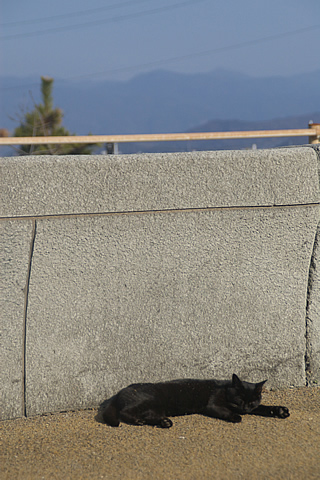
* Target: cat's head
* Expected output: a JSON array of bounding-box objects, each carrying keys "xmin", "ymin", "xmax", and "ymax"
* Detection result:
[{"xmin": 227, "ymin": 374, "xmax": 267, "ymax": 414}]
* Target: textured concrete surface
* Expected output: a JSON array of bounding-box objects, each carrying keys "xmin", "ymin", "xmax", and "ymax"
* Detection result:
[
  {"xmin": 0, "ymin": 220, "xmax": 34, "ymax": 420},
  {"xmin": 1, "ymin": 147, "xmax": 320, "ymax": 420},
  {"xmin": 305, "ymin": 144, "xmax": 320, "ymax": 386},
  {"xmin": 1, "ymin": 387, "xmax": 319, "ymax": 480},
  {"xmin": 306, "ymin": 222, "xmax": 320, "ymax": 385},
  {"xmin": 1, "ymin": 148, "xmax": 319, "ymax": 217},
  {"xmin": 25, "ymin": 206, "xmax": 319, "ymax": 416}
]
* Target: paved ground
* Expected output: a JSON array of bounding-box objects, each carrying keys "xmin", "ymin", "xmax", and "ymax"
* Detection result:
[{"xmin": 1, "ymin": 387, "xmax": 319, "ymax": 479}]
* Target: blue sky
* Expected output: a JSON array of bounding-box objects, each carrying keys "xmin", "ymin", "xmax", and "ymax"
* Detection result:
[{"xmin": 1, "ymin": 0, "xmax": 319, "ymax": 81}]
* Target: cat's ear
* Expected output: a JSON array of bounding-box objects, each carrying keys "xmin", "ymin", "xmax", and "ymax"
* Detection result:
[
  {"xmin": 232, "ymin": 374, "xmax": 244, "ymax": 389},
  {"xmin": 255, "ymin": 379, "xmax": 267, "ymax": 394}
]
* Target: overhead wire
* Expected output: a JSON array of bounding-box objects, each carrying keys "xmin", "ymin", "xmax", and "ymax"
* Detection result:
[
  {"xmin": 0, "ymin": 23, "xmax": 319, "ymax": 92},
  {"xmin": 0, "ymin": 0, "xmax": 151, "ymax": 27},
  {"xmin": 0, "ymin": 0, "xmax": 206, "ymax": 40},
  {"xmin": 64, "ymin": 23, "xmax": 320, "ymax": 81}
]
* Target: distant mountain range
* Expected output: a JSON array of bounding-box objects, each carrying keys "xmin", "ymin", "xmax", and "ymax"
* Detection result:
[
  {"xmin": 118, "ymin": 112, "xmax": 320, "ymax": 153},
  {"xmin": 1, "ymin": 69, "xmax": 319, "ymax": 154}
]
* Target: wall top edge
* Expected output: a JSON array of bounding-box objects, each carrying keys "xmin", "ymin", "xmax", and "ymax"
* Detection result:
[{"xmin": 1, "ymin": 148, "xmax": 319, "ymax": 218}]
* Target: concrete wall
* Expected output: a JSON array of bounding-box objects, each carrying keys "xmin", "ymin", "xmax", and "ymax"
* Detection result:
[{"xmin": 1, "ymin": 146, "xmax": 320, "ymax": 420}]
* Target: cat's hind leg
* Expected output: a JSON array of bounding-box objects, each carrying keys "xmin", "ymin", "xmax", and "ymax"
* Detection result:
[
  {"xmin": 120, "ymin": 405, "xmax": 173, "ymax": 428},
  {"xmin": 139, "ymin": 409, "xmax": 173, "ymax": 428}
]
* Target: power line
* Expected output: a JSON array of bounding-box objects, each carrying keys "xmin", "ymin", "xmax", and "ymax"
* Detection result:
[
  {"xmin": 0, "ymin": 0, "xmax": 150, "ymax": 27},
  {"xmin": 66, "ymin": 23, "xmax": 320, "ymax": 81},
  {"xmin": 0, "ymin": 0, "xmax": 206, "ymax": 40},
  {"xmin": 1, "ymin": 23, "xmax": 319, "ymax": 92}
]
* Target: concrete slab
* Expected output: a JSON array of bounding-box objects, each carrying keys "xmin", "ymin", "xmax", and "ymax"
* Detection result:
[
  {"xmin": 25, "ymin": 205, "xmax": 319, "ymax": 416},
  {"xmin": 1, "ymin": 148, "xmax": 319, "ymax": 218},
  {"xmin": 0, "ymin": 220, "xmax": 34, "ymax": 420},
  {"xmin": 1, "ymin": 147, "xmax": 320, "ymax": 419},
  {"xmin": 306, "ymin": 223, "xmax": 320, "ymax": 385}
]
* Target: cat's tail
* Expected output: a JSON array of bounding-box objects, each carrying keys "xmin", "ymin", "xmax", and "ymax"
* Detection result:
[{"xmin": 101, "ymin": 395, "xmax": 120, "ymax": 427}]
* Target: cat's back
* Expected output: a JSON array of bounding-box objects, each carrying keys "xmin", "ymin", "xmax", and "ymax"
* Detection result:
[
  {"xmin": 117, "ymin": 378, "xmax": 228, "ymax": 406},
  {"xmin": 112, "ymin": 378, "xmax": 230, "ymax": 418},
  {"xmin": 116, "ymin": 382, "xmax": 159, "ymax": 406},
  {"xmin": 123, "ymin": 378, "xmax": 220, "ymax": 394},
  {"xmin": 116, "ymin": 378, "xmax": 215, "ymax": 403},
  {"xmin": 122, "ymin": 378, "xmax": 225, "ymax": 396},
  {"xmin": 159, "ymin": 378, "xmax": 223, "ymax": 415}
]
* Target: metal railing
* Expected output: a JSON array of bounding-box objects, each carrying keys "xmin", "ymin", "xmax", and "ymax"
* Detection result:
[{"xmin": 0, "ymin": 122, "xmax": 319, "ymax": 152}]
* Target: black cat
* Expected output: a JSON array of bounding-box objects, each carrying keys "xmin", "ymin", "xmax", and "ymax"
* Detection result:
[{"xmin": 100, "ymin": 374, "xmax": 290, "ymax": 428}]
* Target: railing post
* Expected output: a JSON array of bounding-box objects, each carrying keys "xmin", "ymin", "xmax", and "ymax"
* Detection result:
[
  {"xmin": 309, "ymin": 121, "xmax": 320, "ymax": 144},
  {"xmin": 106, "ymin": 142, "xmax": 119, "ymax": 154},
  {"xmin": 106, "ymin": 143, "xmax": 114, "ymax": 154}
]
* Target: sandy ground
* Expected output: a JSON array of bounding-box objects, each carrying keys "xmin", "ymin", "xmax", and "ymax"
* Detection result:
[{"xmin": 1, "ymin": 387, "xmax": 319, "ymax": 480}]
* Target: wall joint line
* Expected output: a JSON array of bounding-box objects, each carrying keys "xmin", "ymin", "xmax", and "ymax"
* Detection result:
[{"xmin": 22, "ymin": 219, "xmax": 37, "ymax": 417}]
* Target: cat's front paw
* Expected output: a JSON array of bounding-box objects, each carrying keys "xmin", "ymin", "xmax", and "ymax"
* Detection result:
[{"xmin": 272, "ymin": 406, "xmax": 290, "ymax": 419}]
